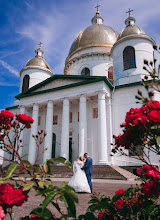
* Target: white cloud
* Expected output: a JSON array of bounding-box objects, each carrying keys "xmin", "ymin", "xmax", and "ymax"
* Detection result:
[{"xmin": 0, "ymin": 60, "xmax": 19, "ymax": 77}]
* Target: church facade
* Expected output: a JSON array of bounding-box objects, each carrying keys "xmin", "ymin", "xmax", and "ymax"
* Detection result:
[{"xmin": 6, "ymin": 8, "xmax": 160, "ymax": 167}]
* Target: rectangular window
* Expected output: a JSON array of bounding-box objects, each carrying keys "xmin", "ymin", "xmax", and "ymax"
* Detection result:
[
  {"xmin": 78, "ymin": 112, "xmax": 79, "ymax": 122},
  {"xmin": 38, "ymin": 116, "xmax": 41, "ymax": 126},
  {"xmin": 69, "ymin": 131, "xmax": 72, "ymax": 136},
  {"xmin": 69, "ymin": 112, "xmax": 72, "ymax": 123},
  {"xmin": 53, "ymin": 115, "xmax": 58, "ymax": 125},
  {"xmin": 93, "ymin": 108, "xmax": 98, "ymax": 118}
]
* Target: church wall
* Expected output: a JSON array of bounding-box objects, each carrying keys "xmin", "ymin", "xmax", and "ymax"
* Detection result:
[
  {"xmin": 112, "ymin": 85, "xmax": 160, "ymax": 166},
  {"xmin": 20, "ymin": 69, "xmax": 51, "ymax": 93},
  {"xmin": 66, "ymin": 52, "xmax": 113, "ymax": 77},
  {"xmin": 112, "ymin": 38, "xmax": 154, "ymax": 85},
  {"xmin": 70, "ymin": 47, "xmax": 111, "ymax": 60}
]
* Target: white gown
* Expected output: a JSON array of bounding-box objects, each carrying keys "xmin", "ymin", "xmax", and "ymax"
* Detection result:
[{"xmin": 68, "ymin": 161, "xmax": 91, "ymax": 193}]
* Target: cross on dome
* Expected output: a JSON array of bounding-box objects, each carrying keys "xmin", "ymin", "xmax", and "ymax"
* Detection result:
[
  {"xmin": 126, "ymin": 8, "xmax": 133, "ymax": 17},
  {"xmin": 95, "ymin": 3, "xmax": 100, "ymax": 14},
  {"xmin": 35, "ymin": 42, "xmax": 44, "ymax": 57},
  {"xmin": 38, "ymin": 41, "xmax": 43, "ymax": 48}
]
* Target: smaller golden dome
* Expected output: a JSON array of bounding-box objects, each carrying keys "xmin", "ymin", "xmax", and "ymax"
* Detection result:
[
  {"xmin": 25, "ymin": 55, "xmax": 51, "ymax": 71},
  {"xmin": 20, "ymin": 44, "xmax": 53, "ymax": 76}
]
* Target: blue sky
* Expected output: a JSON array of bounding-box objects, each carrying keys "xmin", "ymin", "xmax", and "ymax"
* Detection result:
[{"xmin": 0, "ymin": 0, "xmax": 160, "ymax": 109}]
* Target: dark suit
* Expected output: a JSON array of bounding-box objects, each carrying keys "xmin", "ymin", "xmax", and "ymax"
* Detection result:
[{"xmin": 81, "ymin": 157, "xmax": 92, "ymax": 192}]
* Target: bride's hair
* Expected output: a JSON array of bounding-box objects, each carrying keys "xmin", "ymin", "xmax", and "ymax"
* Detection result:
[{"xmin": 79, "ymin": 156, "xmax": 83, "ymax": 161}]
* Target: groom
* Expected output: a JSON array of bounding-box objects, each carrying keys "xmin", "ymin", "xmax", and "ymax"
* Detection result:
[{"xmin": 81, "ymin": 153, "xmax": 92, "ymax": 193}]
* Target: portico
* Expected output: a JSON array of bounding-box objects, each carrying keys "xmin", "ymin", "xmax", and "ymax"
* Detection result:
[{"xmin": 18, "ymin": 86, "xmax": 112, "ymax": 165}]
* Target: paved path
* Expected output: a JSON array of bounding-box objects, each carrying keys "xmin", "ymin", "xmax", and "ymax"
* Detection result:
[{"xmin": 6, "ymin": 179, "xmax": 141, "ymax": 219}]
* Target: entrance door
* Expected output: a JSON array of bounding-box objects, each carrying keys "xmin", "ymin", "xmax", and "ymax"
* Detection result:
[
  {"xmin": 52, "ymin": 133, "xmax": 56, "ymax": 158},
  {"xmin": 69, "ymin": 137, "xmax": 72, "ymax": 163}
]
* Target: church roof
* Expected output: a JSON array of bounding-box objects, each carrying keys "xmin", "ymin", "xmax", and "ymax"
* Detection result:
[{"xmin": 15, "ymin": 75, "xmax": 114, "ymax": 99}]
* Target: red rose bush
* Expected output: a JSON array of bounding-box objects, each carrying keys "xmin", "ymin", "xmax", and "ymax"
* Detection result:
[{"xmin": 113, "ymin": 100, "xmax": 160, "ymax": 151}]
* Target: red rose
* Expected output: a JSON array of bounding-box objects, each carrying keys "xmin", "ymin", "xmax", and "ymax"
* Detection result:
[
  {"xmin": 0, "ymin": 110, "xmax": 14, "ymax": 119},
  {"xmin": 147, "ymin": 110, "xmax": 160, "ymax": 124},
  {"xmin": 105, "ymin": 209, "xmax": 109, "ymax": 214},
  {"xmin": 146, "ymin": 100, "xmax": 160, "ymax": 110},
  {"xmin": 115, "ymin": 189, "xmax": 126, "ymax": 194},
  {"xmin": 0, "ymin": 184, "xmax": 28, "ymax": 208},
  {"xmin": 98, "ymin": 213, "xmax": 103, "ymax": 219},
  {"xmin": 30, "ymin": 215, "xmax": 40, "ymax": 219},
  {"xmin": 115, "ymin": 199, "xmax": 124, "ymax": 209},
  {"xmin": 136, "ymin": 168, "xmax": 142, "ymax": 175},
  {"xmin": 16, "ymin": 114, "xmax": 34, "ymax": 129},
  {"xmin": 17, "ymin": 114, "xmax": 34, "ymax": 124}
]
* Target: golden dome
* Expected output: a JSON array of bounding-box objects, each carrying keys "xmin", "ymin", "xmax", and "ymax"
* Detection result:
[
  {"xmin": 20, "ymin": 45, "xmax": 53, "ymax": 76},
  {"xmin": 25, "ymin": 55, "xmax": 51, "ymax": 71},
  {"xmin": 68, "ymin": 24, "xmax": 118, "ymax": 58},
  {"xmin": 115, "ymin": 15, "xmax": 155, "ymax": 44},
  {"xmin": 118, "ymin": 25, "xmax": 146, "ymax": 40}
]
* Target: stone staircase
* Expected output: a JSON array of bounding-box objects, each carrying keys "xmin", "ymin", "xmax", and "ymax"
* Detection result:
[
  {"xmin": 50, "ymin": 165, "xmax": 137, "ymax": 180},
  {"xmin": 7, "ymin": 165, "xmax": 137, "ymax": 180}
]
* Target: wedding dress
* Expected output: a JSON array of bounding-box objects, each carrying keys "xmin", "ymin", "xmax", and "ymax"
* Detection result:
[{"xmin": 68, "ymin": 161, "xmax": 91, "ymax": 193}]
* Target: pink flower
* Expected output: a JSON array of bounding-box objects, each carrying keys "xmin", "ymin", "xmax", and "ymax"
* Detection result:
[{"xmin": 0, "ymin": 206, "xmax": 5, "ymax": 220}]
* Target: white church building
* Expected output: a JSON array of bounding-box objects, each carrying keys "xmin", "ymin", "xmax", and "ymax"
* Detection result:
[{"xmin": 6, "ymin": 8, "xmax": 160, "ymax": 167}]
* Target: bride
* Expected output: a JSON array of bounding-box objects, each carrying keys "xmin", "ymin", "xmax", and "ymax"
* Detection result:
[{"xmin": 68, "ymin": 156, "xmax": 91, "ymax": 193}]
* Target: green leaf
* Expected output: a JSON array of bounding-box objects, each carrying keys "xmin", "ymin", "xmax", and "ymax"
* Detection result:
[
  {"xmin": 31, "ymin": 207, "xmax": 54, "ymax": 219},
  {"xmin": 21, "ymin": 160, "xmax": 33, "ymax": 167},
  {"xmin": 38, "ymin": 181, "xmax": 44, "ymax": 188},
  {"xmin": 19, "ymin": 217, "xmax": 30, "ymax": 220},
  {"xmin": 65, "ymin": 161, "xmax": 72, "ymax": 168},
  {"xmin": 5, "ymin": 162, "xmax": 18, "ymax": 178},
  {"xmin": 21, "ymin": 154, "xmax": 28, "ymax": 158},
  {"xmin": 45, "ymin": 179, "xmax": 52, "ymax": 183},
  {"xmin": 61, "ymin": 187, "xmax": 78, "ymax": 217},
  {"xmin": 14, "ymin": 180, "xmax": 19, "ymax": 188},
  {"xmin": 78, "ymin": 212, "xmax": 95, "ymax": 220},
  {"xmin": 52, "ymin": 157, "xmax": 66, "ymax": 164},
  {"xmin": 62, "ymin": 181, "xmax": 67, "ymax": 187},
  {"xmin": 43, "ymin": 162, "xmax": 48, "ymax": 173},
  {"xmin": 23, "ymin": 181, "xmax": 35, "ymax": 191},
  {"xmin": 156, "ymin": 136, "xmax": 160, "ymax": 145},
  {"xmin": 42, "ymin": 191, "xmax": 59, "ymax": 211}
]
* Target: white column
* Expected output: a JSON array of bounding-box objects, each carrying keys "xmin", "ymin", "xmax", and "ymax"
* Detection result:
[
  {"xmin": 98, "ymin": 92, "xmax": 108, "ymax": 164},
  {"xmin": 60, "ymin": 99, "xmax": 69, "ymax": 160},
  {"xmin": 79, "ymin": 96, "xmax": 87, "ymax": 156},
  {"xmin": 107, "ymin": 97, "xmax": 114, "ymax": 165},
  {"xmin": 28, "ymin": 104, "xmax": 39, "ymax": 164},
  {"xmin": 43, "ymin": 101, "xmax": 53, "ymax": 162},
  {"xmin": 19, "ymin": 106, "xmax": 25, "ymax": 157}
]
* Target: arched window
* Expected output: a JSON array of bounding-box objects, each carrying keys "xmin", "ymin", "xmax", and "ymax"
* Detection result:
[
  {"xmin": 81, "ymin": 67, "xmax": 90, "ymax": 76},
  {"xmin": 108, "ymin": 66, "xmax": 113, "ymax": 84},
  {"xmin": 22, "ymin": 75, "xmax": 30, "ymax": 92},
  {"xmin": 123, "ymin": 46, "xmax": 136, "ymax": 70}
]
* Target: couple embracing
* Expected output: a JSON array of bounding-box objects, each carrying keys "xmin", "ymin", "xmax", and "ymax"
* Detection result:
[{"xmin": 68, "ymin": 153, "xmax": 92, "ymax": 193}]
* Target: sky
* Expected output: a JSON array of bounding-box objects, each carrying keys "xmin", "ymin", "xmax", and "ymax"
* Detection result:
[{"xmin": 0, "ymin": 0, "xmax": 160, "ymax": 109}]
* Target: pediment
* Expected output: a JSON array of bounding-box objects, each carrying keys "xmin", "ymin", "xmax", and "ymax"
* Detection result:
[
  {"xmin": 35, "ymin": 78, "xmax": 83, "ymax": 93},
  {"xmin": 15, "ymin": 75, "xmax": 113, "ymax": 99}
]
